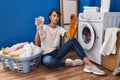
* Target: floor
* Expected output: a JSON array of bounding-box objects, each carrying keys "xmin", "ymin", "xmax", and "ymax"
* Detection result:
[{"xmin": 0, "ymin": 50, "xmax": 120, "ymax": 80}]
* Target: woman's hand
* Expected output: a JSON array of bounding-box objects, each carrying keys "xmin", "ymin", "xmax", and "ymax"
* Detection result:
[
  {"xmin": 75, "ymin": 18, "xmax": 78, "ymax": 25},
  {"xmin": 70, "ymin": 14, "xmax": 78, "ymax": 25},
  {"xmin": 74, "ymin": 15, "xmax": 79, "ymax": 25},
  {"xmin": 35, "ymin": 17, "xmax": 43, "ymax": 27}
]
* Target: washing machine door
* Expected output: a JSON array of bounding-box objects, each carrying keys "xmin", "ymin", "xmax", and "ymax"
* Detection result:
[{"xmin": 79, "ymin": 22, "xmax": 96, "ymax": 50}]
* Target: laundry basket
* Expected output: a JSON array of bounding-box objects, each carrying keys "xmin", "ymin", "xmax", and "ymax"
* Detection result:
[
  {"xmin": 0, "ymin": 51, "xmax": 42, "ymax": 73},
  {"xmin": 102, "ymin": 31, "xmax": 120, "ymax": 71}
]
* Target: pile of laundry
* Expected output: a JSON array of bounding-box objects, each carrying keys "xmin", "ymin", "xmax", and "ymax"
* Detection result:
[
  {"xmin": 0, "ymin": 42, "xmax": 42, "ymax": 57},
  {"xmin": 99, "ymin": 27, "xmax": 120, "ymax": 56}
]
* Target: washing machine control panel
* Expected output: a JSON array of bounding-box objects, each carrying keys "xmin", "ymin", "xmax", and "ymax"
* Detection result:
[{"xmin": 79, "ymin": 13, "xmax": 104, "ymax": 22}]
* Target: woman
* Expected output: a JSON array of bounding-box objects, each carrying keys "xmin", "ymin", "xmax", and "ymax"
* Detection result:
[{"xmin": 34, "ymin": 8, "xmax": 105, "ymax": 75}]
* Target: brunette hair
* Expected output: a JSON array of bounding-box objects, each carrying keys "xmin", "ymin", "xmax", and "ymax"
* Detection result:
[{"xmin": 48, "ymin": 8, "xmax": 61, "ymax": 23}]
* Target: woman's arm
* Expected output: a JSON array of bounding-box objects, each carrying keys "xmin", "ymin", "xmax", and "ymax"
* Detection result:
[
  {"xmin": 35, "ymin": 31, "xmax": 41, "ymax": 46},
  {"xmin": 34, "ymin": 16, "xmax": 44, "ymax": 46}
]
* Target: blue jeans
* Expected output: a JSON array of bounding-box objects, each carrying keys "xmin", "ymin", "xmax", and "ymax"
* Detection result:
[{"xmin": 41, "ymin": 38, "xmax": 87, "ymax": 68}]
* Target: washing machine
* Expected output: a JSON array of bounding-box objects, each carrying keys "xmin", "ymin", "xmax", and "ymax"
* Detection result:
[{"xmin": 78, "ymin": 12, "xmax": 120, "ymax": 65}]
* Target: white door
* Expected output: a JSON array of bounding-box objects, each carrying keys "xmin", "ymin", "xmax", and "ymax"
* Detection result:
[{"xmin": 78, "ymin": 22, "xmax": 96, "ymax": 50}]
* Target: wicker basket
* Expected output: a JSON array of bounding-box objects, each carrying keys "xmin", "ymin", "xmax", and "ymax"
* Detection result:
[{"xmin": 102, "ymin": 32, "xmax": 120, "ymax": 71}]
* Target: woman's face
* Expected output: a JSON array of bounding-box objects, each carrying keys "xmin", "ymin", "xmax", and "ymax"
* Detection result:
[{"xmin": 49, "ymin": 11, "xmax": 59, "ymax": 24}]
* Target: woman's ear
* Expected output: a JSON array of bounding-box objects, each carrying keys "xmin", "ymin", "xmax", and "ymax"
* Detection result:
[{"xmin": 49, "ymin": 16, "xmax": 51, "ymax": 20}]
